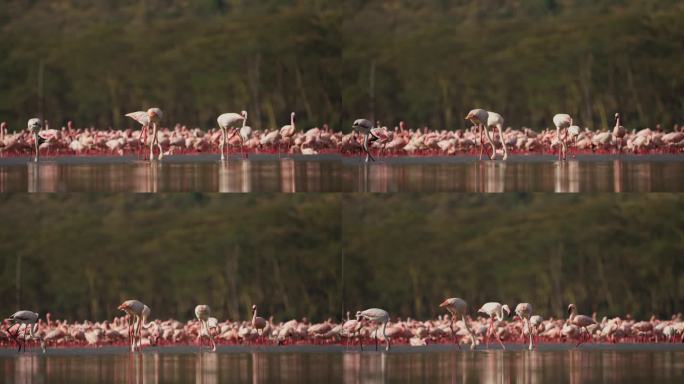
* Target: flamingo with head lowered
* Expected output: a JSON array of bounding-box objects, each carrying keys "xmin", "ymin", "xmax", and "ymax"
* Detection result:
[{"xmin": 217, "ymin": 111, "xmax": 247, "ymax": 161}]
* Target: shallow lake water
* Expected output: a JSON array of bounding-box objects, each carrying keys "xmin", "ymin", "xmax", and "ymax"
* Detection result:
[
  {"xmin": 1, "ymin": 344, "xmax": 683, "ymax": 383},
  {"xmin": 0, "ymin": 154, "xmax": 682, "ymax": 192}
]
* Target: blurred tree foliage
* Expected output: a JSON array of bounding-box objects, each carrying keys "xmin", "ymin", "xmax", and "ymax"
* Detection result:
[
  {"xmin": 1, "ymin": 0, "xmax": 682, "ymax": 133},
  {"xmin": 343, "ymin": 194, "xmax": 684, "ymax": 320},
  {"xmin": 0, "ymin": 194, "xmax": 341, "ymax": 322},
  {"xmin": 0, "ymin": 0, "xmax": 341, "ymax": 131},
  {"xmin": 343, "ymin": 0, "xmax": 684, "ymax": 131},
  {"xmin": 1, "ymin": 194, "xmax": 681, "ymax": 322}
]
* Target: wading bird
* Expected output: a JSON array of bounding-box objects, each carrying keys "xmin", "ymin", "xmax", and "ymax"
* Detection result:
[
  {"xmin": 117, "ymin": 300, "xmax": 152, "ymax": 352},
  {"xmin": 352, "ymin": 118, "xmax": 378, "ymax": 162},
  {"xmin": 217, "ymin": 111, "xmax": 247, "ymax": 161},
  {"xmin": 251, "ymin": 304, "xmax": 267, "ymax": 343},
  {"xmin": 439, "ymin": 297, "xmax": 478, "ymax": 349},
  {"xmin": 567, "ymin": 304, "xmax": 596, "ymax": 347},
  {"xmin": 477, "ymin": 302, "xmax": 510, "ymax": 349},
  {"xmin": 552, "ymin": 114, "xmax": 572, "ymax": 161},
  {"xmin": 465, "ymin": 109, "xmax": 496, "ymax": 160},
  {"xmin": 487, "ymin": 111, "xmax": 508, "ymax": 160},
  {"xmin": 5, "ymin": 310, "xmax": 45, "ymax": 353},
  {"xmin": 356, "ymin": 308, "xmax": 390, "ymax": 351},
  {"xmin": 613, "ymin": 113, "xmax": 626, "ymax": 153},
  {"xmin": 195, "ymin": 305, "xmax": 217, "ymax": 351},
  {"xmin": 514, "ymin": 303, "xmax": 534, "ymax": 350}
]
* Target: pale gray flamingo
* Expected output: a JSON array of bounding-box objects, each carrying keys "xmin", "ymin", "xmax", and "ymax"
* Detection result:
[
  {"xmin": 352, "ymin": 118, "xmax": 378, "ymax": 162},
  {"xmin": 6, "ymin": 310, "xmax": 45, "ymax": 353},
  {"xmin": 552, "ymin": 114, "xmax": 572, "ymax": 161},
  {"xmin": 439, "ymin": 297, "xmax": 478, "ymax": 349},
  {"xmin": 567, "ymin": 304, "xmax": 596, "ymax": 347},
  {"xmin": 251, "ymin": 304, "xmax": 267, "ymax": 342},
  {"xmin": 487, "ymin": 111, "xmax": 508, "ymax": 160},
  {"xmin": 356, "ymin": 308, "xmax": 390, "ymax": 351},
  {"xmin": 217, "ymin": 111, "xmax": 247, "ymax": 161},
  {"xmin": 515, "ymin": 303, "xmax": 534, "ymax": 350},
  {"xmin": 477, "ymin": 302, "xmax": 510, "ymax": 349},
  {"xmin": 117, "ymin": 299, "xmax": 152, "ymax": 352},
  {"xmin": 465, "ymin": 109, "xmax": 496, "ymax": 160},
  {"xmin": 613, "ymin": 113, "xmax": 626, "ymax": 153},
  {"xmin": 195, "ymin": 304, "xmax": 217, "ymax": 351}
]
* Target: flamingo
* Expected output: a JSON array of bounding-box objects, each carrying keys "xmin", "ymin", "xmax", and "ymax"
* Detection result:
[
  {"xmin": 356, "ymin": 308, "xmax": 390, "ymax": 351},
  {"xmin": 229, "ymin": 112, "xmax": 252, "ymax": 158},
  {"xmin": 5, "ymin": 310, "xmax": 45, "ymax": 353},
  {"xmin": 487, "ymin": 111, "xmax": 508, "ymax": 160},
  {"xmin": 567, "ymin": 304, "xmax": 596, "ymax": 347},
  {"xmin": 477, "ymin": 302, "xmax": 510, "ymax": 349},
  {"xmin": 125, "ymin": 110, "xmax": 151, "ymax": 157},
  {"xmin": 251, "ymin": 304, "xmax": 267, "ymax": 343},
  {"xmin": 217, "ymin": 111, "xmax": 247, "ymax": 161},
  {"xmin": 351, "ymin": 118, "xmax": 378, "ymax": 162},
  {"xmin": 439, "ymin": 297, "xmax": 478, "ymax": 349},
  {"xmin": 552, "ymin": 114, "xmax": 572, "ymax": 161},
  {"xmin": 279, "ymin": 112, "xmax": 296, "ymax": 154},
  {"xmin": 194, "ymin": 304, "xmax": 217, "ymax": 351},
  {"xmin": 27, "ymin": 118, "xmax": 42, "ymax": 162},
  {"xmin": 613, "ymin": 113, "xmax": 626, "ymax": 153},
  {"xmin": 465, "ymin": 109, "xmax": 496, "ymax": 160},
  {"xmin": 515, "ymin": 303, "xmax": 534, "ymax": 350},
  {"xmin": 117, "ymin": 299, "xmax": 152, "ymax": 352}
]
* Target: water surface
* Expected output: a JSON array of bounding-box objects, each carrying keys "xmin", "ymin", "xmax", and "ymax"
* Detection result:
[{"xmin": 1, "ymin": 345, "xmax": 683, "ymax": 383}]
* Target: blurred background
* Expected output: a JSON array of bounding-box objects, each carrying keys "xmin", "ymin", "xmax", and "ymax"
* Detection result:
[
  {"xmin": 0, "ymin": 0, "xmax": 341, "ymax": 131},
  {"xmin": 2, "ymin": 194, "xmax": 682, "ymax": 322},
  {"xmin": 343, "ymin": 0, "xmax": 683, "ymax": 130},
  {"xmin": 342, "ymin": 194, "xmax": 684, "ymax": 320},
  {"xmin": 1, "ymin": 0, "xmax": 682, "ymax": 132},
  {"xmin": 0, "ymin": 194, "xmax": 341, "ymax": 322}
]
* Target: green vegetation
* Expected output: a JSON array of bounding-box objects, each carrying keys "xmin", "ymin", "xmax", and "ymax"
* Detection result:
[
  {"xmin": 343, "ymin": 0, "xmax": 684, "ymax": 130},
  {"xmin": 1, "ymin": 1, "xmax": 682, "ymax": 132},
  {"xmin": 0, "ymin": 1, "xmax": 341, "ymax": 131},
  {"xmin": 343, "ymin": 194, "xmax": 684, "ymax": 320},
  {"xmin": 0, "ymin": 194, "xmax": 341, "ymax": 322},
  {"xmin": 1, "ymin": 194, "xmax": 682, "ymax": 321}
]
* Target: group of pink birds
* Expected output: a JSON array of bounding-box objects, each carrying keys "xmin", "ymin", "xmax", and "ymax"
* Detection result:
[
  {"xmin": 4, "ymin": 298, "xmax": 683, "ymax": 354},
  {"xmin": 1, "ymin": 108, "xmax": 682, "ymax": 162}
]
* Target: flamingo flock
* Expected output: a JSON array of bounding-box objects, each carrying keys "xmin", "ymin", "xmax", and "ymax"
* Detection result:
[
  {"xmin": 0, "ymin": 110, "xmax": 682, "ymax": 162},
  {"xmin": 4, "ymin": 300, "xmax": 683, "ymax": 353}
]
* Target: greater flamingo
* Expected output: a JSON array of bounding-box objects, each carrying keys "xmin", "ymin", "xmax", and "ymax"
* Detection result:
[
  {"xmin": 194, "ymin": 305, "xmax": 217, "ymax": 351},
  {"xmin": 27, "ymin": 118, "xmax": 42, "ymax": 162},
  {"xmin": 515, "ymin": 303, "xmax": 534, "ymax": 350},
  {"xmin": 552, "ymin": 114, "xmax": 572, "ymax": 161},
  {"xmin": 117, "ymin": 299, "xmax": 152, "ymax": 352},
  {"xmin": 217, "ymin": 111, "xmax": 247, "ymax": 161},
  {"xmin": 439, "ymin": 297, "xmax": 478, "ymax": 349},
  {"xmin": 487, "ymin": 111, "xmax": 508, "ymax": 160},
  {"xmin": 279, "ymin": 112, "xmax": 296, "ymax": 155},
  {"xmin": 251, "ymin": 304, "xmax": 267, "ymax": 343},
  {"xmin": 477, "ymin": 302, "xmax": 510, "ymax": 349},
  {"xmin": 6, "ymin": 310, "xmax": 45, "ymax": 353},
  {"xmin": 351, "ymin": 118, "xmax": 378, "ymax": 162},
  {"xmin": 125, "ymin": 110, "xmax": 150, "ymax": 156},
  {"xmin": 129, "ymin": 108, "xmax": 164, "ymax": 161},
  {"xmin": 465, "ymin": 109, "xmax": 496, "ymax": 160},
  {"xmin": 356, "ymin": 308, "xmax": 390, "ymax": 351},
  {"xmin": 567, "ymin": 304, "xmax": 596, "ymax": 347},
  {"xmin": 613, "ymin": 113, "xmax": 626, "ymax": 153}
]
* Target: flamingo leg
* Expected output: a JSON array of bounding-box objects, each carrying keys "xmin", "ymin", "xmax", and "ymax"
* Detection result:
[
  {"xmin": 483, "ymin": 125, "xmax": 497, "ymax": 160},
  {"xmin": 497, "ymin": 125, "xmax": 508, "ymax": 160},
  {"xmin": 34, "ymin": 134, "xmax": 39, "ymax": 162},
  {"xmin": 479, "ymin": 125, "xmax": 484, "ymax": 160},
  {"xmin": 363, "ymin": 133, "xmax": 375, "ymax": 162},
  {"xmin": 220, "ymin": 128, "xmax": 226, "ymax": 161},
  {"xmin": 375, "ymin": 324, "xmax": 379, "ymax": 351}
]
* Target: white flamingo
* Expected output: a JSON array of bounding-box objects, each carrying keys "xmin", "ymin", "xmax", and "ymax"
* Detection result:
[
  {"xmin": 217, "ymin": 111, "xmax": 247, "ymax": 160},
  {"xmin": 27, "ymin": 118, "xmax": 42, "ymax": 162},
  {"xmin": 613, "ymin": 113, "xmax": 626, "ymax": 153},
  {"xmin": 125, "ymin": 110, "xmax": 150, "ymax": 156},
  {"xmin": 279, "ymin": 112, "xmax": 296, "ymax": 155},
  {"xmin": 487, "ymin": 111, "xmax": 508, "ymax": 160},
  {"xmin": 567, "ymin": 304, "xmax": 596, "ymax": 347},
  {"xmin": 552, "ymin": 114, "xmax": 572, "ymax": 161},
  {"xmin": 465, "ymin": 109, "xmax": 496, "ymax": 160},
  {"xmin": 477, "ymin": 302, "xmax": 510, "ymax": 349},
  {"xmin": 117, "ymin": 299, "xmax": 152, "ymax": 352},
  {"xmin": 351, "ymin": 118, "xmax": 378, "ymax": 162},
  {"xmin": 515, "ymin": 303, "xmax": 534, "ymax": 350},
  {"xmin": 356, "ymin": 308, "xmax": 390, "ymax": 351},
  {"xmin": 439, "ymin": 297, "xmax": 478, "ymax": 349},
  {"xmin": 195, "ymin": 304, "xmax": 217, "ymax": 351}
]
